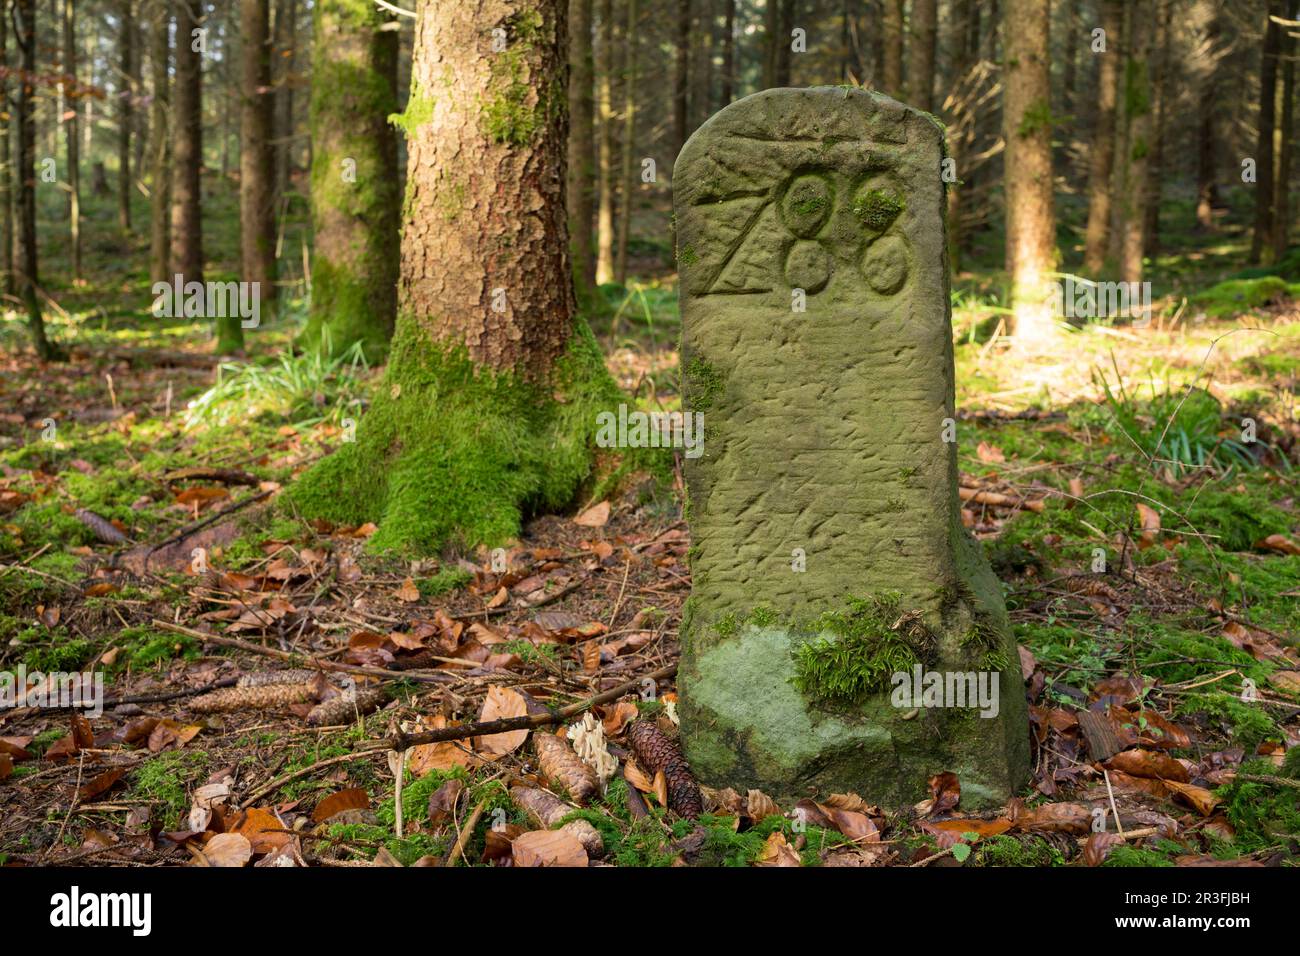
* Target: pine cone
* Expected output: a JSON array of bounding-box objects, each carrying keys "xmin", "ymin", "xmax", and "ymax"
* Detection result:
[
  {"xmin": 533, "ymin": 731, "xmax": 599, "ymax": 805},
  {"xmin": 510, "ymin": 786, "xmax": 604, "ymax": 857},
  {"xmin": 627, "ymin": 721, "xmax": 703, "ymax": 818},
  {"xmin": 306, "ymin": 687, "xmax": 386, "ymax": 726},
  {"xmin": 237, "ymin": 669, "xmax": 320, "ymax": 688},
  {"xmin": 190, "ymin": 682, "xmax": 316, "ymax": 713}
]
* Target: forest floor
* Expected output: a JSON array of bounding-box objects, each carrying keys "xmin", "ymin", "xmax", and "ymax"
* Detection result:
[{"xmin": 1, "ymin": 183, "xmax": 1299, "ymax": 867}]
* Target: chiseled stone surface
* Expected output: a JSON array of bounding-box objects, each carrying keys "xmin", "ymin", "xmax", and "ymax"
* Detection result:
[{"xmin": 675, "ymin": 87, "xmax": 1029, "ymax": 807}]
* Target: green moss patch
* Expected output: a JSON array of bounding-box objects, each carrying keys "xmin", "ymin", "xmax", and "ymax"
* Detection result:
[{"xmin": 285, "ymin": 319, "xmax": 623, "ymax": 554}]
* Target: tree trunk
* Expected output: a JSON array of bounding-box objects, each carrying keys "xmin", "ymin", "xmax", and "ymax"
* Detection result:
[
  {"xmin": 240, "ymin": 0, "xmax": 277, "ymax": 324},
  {"xmin": 719, "ymin": 0, "xmax": 734, "ymax": 104},
  {"xmin": 172, "ymin": 0, "xmax": 220, "ymax": 345},
  {"xmin": 1273, "ymin": 6, "xmax": 1296, "ymax": 261},
  {"xmin": 775, "ymin": 0, "xmax": 792, "ymax": 84},
  {"xmin": 288, "ymin": 0, "xmax": 620, "ymax": 555},
  {"xmin": 595, "ymin": 0, "xmax": 614, "ymax": 284},
  {"xmin": 1083, "ymin": 0, "xmax": 1121, "ymax": 274},
  {"xmin": 690, "ymin": 0, "xmax": 713, "ymax": 127},
  {"xmin": 1061, "ymin": 0, "xmax": 1077, "ymax": 116},
  {"xmin": 298, "ymin": 0, "xmax": 400, "ymax": 360},
  {"xmin": 674, "ymin": 0, "xmax": 689, "ymax": 152},
  {"xmin": 1143, "ymin": 0, "xmax": 1171, "ymax": 257},
  {"xmin": 1251, "ymin": 0, "xmax": 1282, "ymax": 264},
  {"xmin": 567, "ymin": 0, "xmax": 596, "ymax": 305},
  {"xmin": 906, "ymin": 0, "xmax": 936, "ymax": 112},
  {"xmin": 149, "ymin": 0, "xmax": 171, "ymax": 283},
  {"xmin": 64, "ymin": 0, "xmax": 81, "ymax": 281},
  {"xmin": 0, "ymin": 1, "xmax": 11, "ymax": 296},
  {"xmin": 15, "ymin": 0, "xmax": 57, "ymax": 358},
  {"xmin": 614, "ymin": 0, "xmax": 636, "ymax": 284},
  {"xmin": 1002, "ymin": 0, "xmax": 1056, "ymax": 344},
  {"xmin": 1194, "ymin": 2, "xmax": 1220, "ymax": 231},
  {"xmin": 273, "ymin": 0, "xmax": 298, "ymax": 203},
  {"xmin": 119, "ymin": 0, "xmax": 134, "ymax": 234},
  {"xmin": 1118, "ymin": 0, "xmax": 1153, "ymax": 285},
  {"xmin": 881, "ymin": 0, "xmax": 903, "ymax": 98},
  {"xmin": 947, "ymin": 0, "xmax": 978, "ymax": 272}
]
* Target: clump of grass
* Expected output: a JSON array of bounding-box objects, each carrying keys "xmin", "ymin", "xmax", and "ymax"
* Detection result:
[
  {"xmin": 1093, "ymin": 370, "xmax": 1262, "ymax": 477},
  {"xmin": 184, "ymin": 341, "xmax": 371, "ymax": 429},
  {"xmin": 417, "ymin": 567, "xmax": 472, "ymax": 598}
]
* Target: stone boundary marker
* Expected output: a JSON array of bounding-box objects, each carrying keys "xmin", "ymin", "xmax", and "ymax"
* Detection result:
[{"xmin": 674, "ymin": 86, "xmax": 1029, "ymax": 807}]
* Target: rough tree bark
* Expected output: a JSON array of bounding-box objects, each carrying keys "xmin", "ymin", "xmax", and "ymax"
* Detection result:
[
  {"xmin": 1272, "ymin": 3, "xmax": 1296, "ymax": 262},
  {"xmin": 296, "ymin": 0, "xmax": 400, "ymax": 360},
  {"xmin": 288, "ymin": 0, "xmax": 621, "ymax": 554},
  {"xmin": 240, "ymin": 0, "xmax": 277, "ymax": 322},
  {"xmin": 1083, "ymin": 0, "xmax": 1121, "ymax": 274},
  {"xmin": 1002, "ymin": 0, "xmax": 1056, "ymax": 344},
  {"xmin": 566, "ymin": 0, "xmax": 596, "ymax": 305},
  {"xmin": 149, "ymin": 0, "xmax": 170, "ymax": 283}
]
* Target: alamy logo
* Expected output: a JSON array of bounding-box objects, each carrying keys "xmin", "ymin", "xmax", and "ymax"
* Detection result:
[
  {"xmin": 594, "ymin": 403, "xmax": 704, "ymax": 459},
  {"xmin": 152, "ymin": 274, "xmax": 261, "ymax": 328},
  {"xmin": 50, "ymin": 886, "xmax": 151, "ymax": 936},
  {"xmin": 1, "ymin": 666, "xmax": 104, "ymax": 717},
  {"xmin": 1047, "ymin": 275, "xmax": 1151, "ymax": 327},
  {"xmin": 890, "ymin": 666, "xmax": 1001, "ymax": 718}
]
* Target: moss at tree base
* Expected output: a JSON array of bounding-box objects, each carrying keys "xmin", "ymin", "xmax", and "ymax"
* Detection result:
[{"xmin": 285, "ymin": 318, "xmax": 623, "ymax": 554}]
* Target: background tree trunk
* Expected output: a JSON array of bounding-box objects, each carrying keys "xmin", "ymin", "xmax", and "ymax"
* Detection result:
[
  {"xmin": 1002, "ymin": 0, "xmax": 1056, "ymax": 343},
  {"xmin": 567, "ymin": 0, "xmax": 596, "ymax": 305},
  {"xmin": 171, "ymin": 0, "xmax": 219, "ymax": 346},
  {"xmin": 119, "ymin": 0, "xmax": 134, "ymax": 234},
  {"xmin": 65, "ymin": 0, "xmax": 81, "ymax": 282},
  {"xmin": 674, "ymin": 0, "xmax": 689, "ymax": 153},
  {"xmin": 0, "ymin": 1, "xmax": 11, "ymax": 296},
  {"xmin": 298, "ymin": 0, "xmax": 400, "ymax": 360},
  {"xmin": 149, "ymin": 0, "xmax": 171, "ymax": 283},
  {"xmin": 882, "ymin": 0, "xmax": 903, "ymax": 98},
  {"xmin": 1083, "ymin": 0, "xmax": 1121, "ymax": 273},
  {"xmin": 1194, "ymin": 2, "xmax": 1220, "ymax": 231},
  {"xmin": 719, "ymin": 0, "xmax": 734, "ymax": 104},
  {"xmin": 595, "ymin": 0, "xmax": 614, "ymax": 284},
  {"xmin": 1272, "ymin": 4, "xmax": 1296, "ymax": 262},
  {"xmin": 240, "ymin": 0, "xmax": 277, "ymax": 322},
  {"xmin": 1118, "ymin": 0, "xmax": 1153, "ymax": 285},
  {"xmin": 906, "ymin": 0, "xmax": 936, "ymax": 111},
  {"xmin": 272, "ymin": 0, "xmax": 298, "ymax": 205},
  {"xmin": 1251, "ymin": 0, "xmax": 1282, "ymax": 264},
  {"xmin": 614, "ymin": 0, "xmax": 636, "ymax": 285},
  {"xmin": 1143, "ymin": 0, "xmax": 1171, "ymax": 258},
  {"xmin": 15, "ymin": 0, "xmax": 57, "ymax": 358}
]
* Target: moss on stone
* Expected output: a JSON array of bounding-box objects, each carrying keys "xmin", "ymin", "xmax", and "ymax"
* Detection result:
[
  {"xmin": 683, "ymin": 355, "xmax": 724, "ymax": 412},
  {"xmin": 852, "ymin": 188, "xmax": 904, "ymax": 233},
  {"xmin": 284, "ymin": 318, "xmax": 622, "ymax": 554},
  {"xmin": 791, "ymin": 592, "xmax": 933, "ymax": 705}
]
